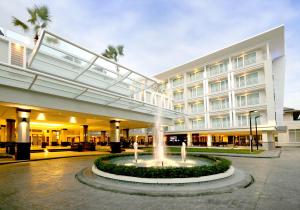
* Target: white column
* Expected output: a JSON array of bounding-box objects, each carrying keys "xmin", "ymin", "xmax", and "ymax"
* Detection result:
[
  {"xmin": 0, "ymin": 125, "xmax": 5, "ymax": 142},
  {"xmin": 207, "ymin": 134, "xmax": 212, "ymax": 147},
  {"xmin": 262, "ymin": 131, "xmax": 275, "ymax": 150},
  {"xmin": 16, "ymin": 108, "xmax": 31, "ymax": 160},
  {"xmin": 17, "ymin": 109, "xmax": 30, "ymax": 143},
  {"xmin": 187, "ymin": 132, "xmax": 192, "ymax": 147}
]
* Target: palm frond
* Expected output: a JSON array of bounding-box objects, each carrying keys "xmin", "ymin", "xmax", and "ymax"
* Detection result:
[
  {"xmin": 117, "ymin": 45, "xmax": 124, "ymax": 56},
  {"xmin": 36, "ymin": 5, "xmax": 51, "ymax": 22},
  {"xmin": 27, "ymin": 7, "xmax": 37, "ymax": 24},
  {"xmin": 12, "ymin": 17, "xmax": 29, "ymax": 31},
  {"xmin": 34, "ymin": 24, "xmax": 40, "ymax": 33},
  {"xmin": 40, "ymin": 22, "xmax": 47, "ymax": 29}
]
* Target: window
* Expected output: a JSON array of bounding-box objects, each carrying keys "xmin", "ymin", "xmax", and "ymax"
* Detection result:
[
  {"xmin": 172, "ymin": 77, "xmax": 183, "ymax": 87},
  {"xmin": 244, "ymin": 52, "xmax": 256, "ymax": 66},
  {"xmin": 236, "ymin": 71, "xmax": 259, "ymax": 88},
  {"xmin": 189, "ymin": 70, "xmax": 203, "ymax": 81},
  {"xmin": 191, "ymin": 86, "xmax": 203, "ymax": 98},
  {"xmin": 190, "ymin": 102, "xmax": 204, "ymax": 113},
  {"xmin": 234, "ymin": 52, "xmax": 257, "ymax": 69},
  {"xmin": 211, "ymin": 116, "xmax": 230, "ymax": 128},
  {"xmin": 238, "ymin": 115, "xmax": 248, "ymax": 127},
  {"xmin": 173, "ymin": 91, "xmax": 183, "ymax": 100},
  {"xmin": 289, "ymin": 129, "xmax": 300, "ymax": 142},
  {"xmin": 145, "ymin": 91, "xmax": 151, "ymax": 103},
  {"xmin": 247, "ymin": 92, "xmax": 259, "ymax": 105},
  {"xmin": 236, "ymin": 92, "xmax": 259, "ymax": 107},
  {"xmin": 210, "ymin": 80, "xmax": 228, "ymax": 93},
  {"xmin": 174, "ymin": 105, "xmax": 184, "ymax": 113},
  {"xmin": 246, "ymin": 72, "xmax": 258, "ymax": 85},
  {"xmin": 192, "ymin": 119, "xmax": 205, "ymax": 129},
  {"xmin": 210, "ymin": 98, "xmax": 229, "ymax": 111},
  {"xmin": 208, "ymin": 60, "xmax": 228, "ymax": 76},
  {"xmin": 175, "ymin": 121, "xmax": 185, "ymax": 130}
]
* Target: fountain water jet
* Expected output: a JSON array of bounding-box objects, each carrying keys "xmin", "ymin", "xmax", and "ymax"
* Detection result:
[
  {"xmin": 181, "ymin": 142, "xmax": 186, "ymax": 162},
  {"xmin": 133, "ymin": 141, "xmax": 138, "ymax": 163},
  {"xmin": 153, "ymin": 109, "xmax": 165, "ymax": 166}
]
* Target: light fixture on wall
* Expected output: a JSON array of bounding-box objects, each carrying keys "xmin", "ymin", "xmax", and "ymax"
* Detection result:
[
  {"xmin": 70, "ymin": 116, "xmax": 77, "ymax": 123},
  {"xmin": 37, "ymin": 113, "xmax": 46, "ymax": 121}
]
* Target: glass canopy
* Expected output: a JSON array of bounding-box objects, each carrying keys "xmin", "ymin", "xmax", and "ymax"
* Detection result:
[
  {"xmin": 20, "ymin": 30, "xmax": 184, "ymax": 119},
  {"xmin": 28, "ymin": 31, "xmax": 156, "ymax": 97}
]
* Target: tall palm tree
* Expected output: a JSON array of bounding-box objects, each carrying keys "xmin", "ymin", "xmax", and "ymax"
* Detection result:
[
  {"xmin": 102, "ymin": 45, "xmax": 124, "ymax": 63},
  {"xmin": 12, "ymin": 5, "xmax": 51, "ymax": 43}
]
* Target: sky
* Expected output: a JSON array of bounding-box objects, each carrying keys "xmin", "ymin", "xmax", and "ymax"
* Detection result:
[{"xmin": 0, "ymin": 0, "xmax": 300, "ymax": 108}]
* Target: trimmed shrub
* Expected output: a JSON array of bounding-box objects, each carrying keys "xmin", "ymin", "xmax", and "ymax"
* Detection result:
[{"xmin": 94, "ymin": 154, "xmax": 231, "ymax": 178}]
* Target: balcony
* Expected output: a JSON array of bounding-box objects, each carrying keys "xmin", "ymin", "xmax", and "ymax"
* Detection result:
[
  {"xmin": 187, "ymin": 71, "xmax": 204, "ymax": 83},
  {"xmin": 209, "ymin": 80, "xmax": 228, "ymax": 95},
  {"xmin": 171, "ymin": 77, "xmax": 184, "ymax": 88},
  {"xmin": 191, "ymin": 119, "xmax": 205, "ymax": 130},
  {"xmin": 210, "ymin": 98, "xmax": 229, "ymax": 112},
  {"xmin": 207, "ymin": 60, "xmax": 229, "ymax": 78},
  {"xmin": 210, "ymin": 116, "xmax": 230, "ymax": 129}
]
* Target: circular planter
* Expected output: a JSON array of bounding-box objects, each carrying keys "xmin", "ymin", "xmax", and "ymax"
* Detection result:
[{"xmin": 92, "ymin": 164, "xmax": 235, "ymax": 184}]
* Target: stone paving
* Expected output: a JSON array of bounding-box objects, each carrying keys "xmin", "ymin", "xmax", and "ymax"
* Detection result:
[{"xmin": 0, "ymin": 147, "xmax": 299, "ymax": 210}]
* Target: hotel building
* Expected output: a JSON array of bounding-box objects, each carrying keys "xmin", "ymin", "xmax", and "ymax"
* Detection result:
[
  {"xmin": 155, "ymin": 26, "xmax": 285, "ymax": 150},
  {"xmin": 0, "ymin": 25, "xmax": 289, "ymax": 160}
]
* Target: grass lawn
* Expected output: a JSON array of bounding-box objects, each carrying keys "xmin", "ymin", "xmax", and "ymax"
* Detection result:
[{"xmin": 141, "ymin": 147, "xmax": 263, "ymax": 154}]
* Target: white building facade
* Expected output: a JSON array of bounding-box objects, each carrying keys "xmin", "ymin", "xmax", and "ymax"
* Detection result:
[
  {"xmin": 278, "ymin": 108, "xmax": 300, "ymax": 147},
  {"xmin": 155, "ymin": 26, "xmax": 286, "ymax": 150}
]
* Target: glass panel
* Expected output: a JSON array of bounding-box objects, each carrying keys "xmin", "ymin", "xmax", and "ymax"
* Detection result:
[
  {"xmin": 246, "ymin": 72, "xmax": 258, "ymax": 85},
  {"xmin": 247, "ymin": 92, "xmax": 259, "ymax": 105},
  {"xmin": 244, "ymin": 52, "xmax": 256, "ymax": 66},
  {"xmin": 31, "ymin": 76, "xmax": 84, "ymax": 98},
  {"xmin": 0, "ymin": 66, "xmax": 35, "ymax": 89},
  {"xmin": 30, "ymin": 33, "xmax": 94, "ymax": 79}
]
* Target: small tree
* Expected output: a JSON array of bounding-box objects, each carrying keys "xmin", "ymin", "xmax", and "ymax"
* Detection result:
[
  {"xmin": 102, "ymin": 45, "xmax": 124, "ymax": 63},
  {"xmin": 12, "ymin": 5, "xmax": 51, "ymax": 43}
]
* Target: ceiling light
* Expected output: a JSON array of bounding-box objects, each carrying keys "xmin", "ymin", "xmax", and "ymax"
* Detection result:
[{"xmin": 37, "ymin": 113, "xmax": 46, "ymax": 121}]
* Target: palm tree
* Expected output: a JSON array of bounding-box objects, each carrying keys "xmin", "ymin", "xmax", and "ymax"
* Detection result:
[
  {"xmin": 12, "ymin": 5, "xmax": 51, "ymax": 43},
  {"xmin": 102, "ymin": 45, "xmax": 124, "ymax": 63}
]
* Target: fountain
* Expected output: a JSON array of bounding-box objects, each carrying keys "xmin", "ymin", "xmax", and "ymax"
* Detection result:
[
  {"xmin": 181, "ymin": 142, "xmax": 186, "ymax": 162},
  {"xmin": 77, "ymin": 97, "xmax": 251, "ymax": 196},
  {"xmin": 153, "ymin": 110, "xmax": 165, "ymax": 166},
  {"xmin": 133, "ymin": 141, "xmax": 138, "ymax": 163}
]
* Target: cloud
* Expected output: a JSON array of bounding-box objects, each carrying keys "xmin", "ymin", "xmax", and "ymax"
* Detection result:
[{"xmin": 0, "ymin": 0, "xmax": 299, "ymax": 108}]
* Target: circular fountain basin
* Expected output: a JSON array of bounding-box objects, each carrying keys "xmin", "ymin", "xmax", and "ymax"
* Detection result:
[{"xmin": 109, "ymin": 155, "xmax": 214, "ymax": 168}]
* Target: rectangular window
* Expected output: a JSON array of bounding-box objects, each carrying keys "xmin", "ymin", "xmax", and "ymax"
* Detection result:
[
  {"xmin": 208, "ymin": 60, "xmax": 228, "ymax": 77},
  {"xmin": 189, "ymin": 70, "xmax": 203, "ymax": 81},
  {"xmin": 174, "ymin": 91, "xmax": 183, "ymax": 100},
  {"xmin": 247, "ymin": 92, "xmax": 259, "ymax": 105},
  {"xmin": 172, "ymin": 77, "xmax": 183, "ymax": 87},
  {"xmin": 191, "ymin": 102, "xmax": 204, "ymax": 113},
  {"xmin": 288, "ymin": 129, "xmax": 300, "ymax": 142},
  {"xmin": 238, "ymin": 115, "xmax": 248, "ymax": 127},
  {"xmin": 210, "ymin": 79, "xmax": 228, "ymax": 93},
  {"xmin": 211, "ymin": 98, "xmax": 229, "ymax": 111},
  {"xmin": 174, "ymin": 105, "xmax": 184, "ymax": 113},
  {"xmin": 175, "ymin": 121, "xmax": 185, "ymax": 130},
  {"xmin": 246, "ymin": 72, "xmax": 258, "ymax": 85},
  {"xmin": 211, "ymin": 116, "xmax": 230, "ymax": 128},
  {"xmin": 191, "ymin": 86, "xmax": 203, "ymax": 98},
  {"xmin": 244, "ymin": 52, "xmax": 256, "ymax": 66},
  {"xmin": 192, "ymin": 119, "xmax": 205, "ymax": 129}
]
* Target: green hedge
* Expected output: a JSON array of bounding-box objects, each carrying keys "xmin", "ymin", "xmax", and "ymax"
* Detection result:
[{"xmin": 94, "ymin": 154, "xmax": 231, "ymax": 178}]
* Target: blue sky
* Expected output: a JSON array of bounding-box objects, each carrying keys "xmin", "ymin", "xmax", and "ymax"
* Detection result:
[{"xmin": 0, "ymin": 0, "xmax": 300, "ymax": 108}]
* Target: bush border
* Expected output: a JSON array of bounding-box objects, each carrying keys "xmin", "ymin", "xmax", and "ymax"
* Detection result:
[{"xmin": 94, "ymin": 153, "xmax": 231, "ymax": 178}]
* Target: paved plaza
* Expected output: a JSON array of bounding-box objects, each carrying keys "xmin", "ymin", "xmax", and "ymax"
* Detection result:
[{"xmin": 0, "ymin": 148, "xmax": 300, "ymax": 210}]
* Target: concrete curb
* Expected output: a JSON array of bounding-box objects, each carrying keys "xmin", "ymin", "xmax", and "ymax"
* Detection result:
[
  {"xmin": 0, "ymin": 154, "xmax": 105, "ymax": 165},
  {"xmin": 92, "ymin": 165, "xmax": 235, "ymax": 184},
  {"xmin": 76, "ymin": 166, "xmax": 254, "ymax": 197},
  {"xmin": 168, "ymin": 150, "xmax": 281, "ymax": 158}
]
